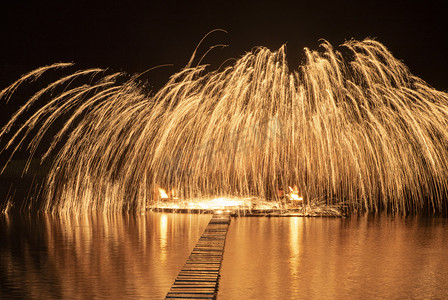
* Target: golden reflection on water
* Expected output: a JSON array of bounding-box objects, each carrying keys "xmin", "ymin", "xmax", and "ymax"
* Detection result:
[
  {"xmin": 160, "ymin": 214, "xmax": 168, "ymax": 263},
  {"xmin": 2, "ymin": 213, "xmax": 448, "ymax": 299},
  {"xmin": 288, "ymin": 217, "xmax": 302, "ymax": 296},
  {"xmin": 0, "ymin": 212, "xmax": 211, "ymax": 299},
  {"xmin": 220, "ymin": 215, "xmax": 448, "ymax": 299}
]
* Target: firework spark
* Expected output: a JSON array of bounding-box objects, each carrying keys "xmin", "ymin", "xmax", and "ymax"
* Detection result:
[{"xmin": 1, "ymin": 39, "xmax": 448, "ymax": 214}]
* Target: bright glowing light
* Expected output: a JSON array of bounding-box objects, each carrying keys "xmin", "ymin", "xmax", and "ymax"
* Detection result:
[
  {"xmin": 290, "ymin": 194, "xmax": 303, "ymax": 201},
  {"xmin": 288, "ymin": 186, "xmax": 303, "ymax": 201},
  {"xmin": 1, "ymin": 39, "xmax": 448, "ymax": 214},
  {"xmin": 154, "ymin": 197, "xmax": 257, "ymax": 211},
  {"xmin": 210, "ymin": 198, "xmax": 243, "ymax": 207},
  {"xmin": 159, "ymin": 188, "xmax": 169, "ymax": 199}
]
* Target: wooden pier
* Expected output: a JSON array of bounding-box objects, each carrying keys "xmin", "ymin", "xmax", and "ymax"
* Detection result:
[
  {"xmin": 165, "ymin": 214, "xmax": 231, "ymax": 300},
  {"xmin": 151, "ymin": 207, "xmax": 346, "ymax": 217}
]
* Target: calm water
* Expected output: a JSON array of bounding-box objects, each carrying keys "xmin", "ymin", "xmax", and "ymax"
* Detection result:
[
  {"xmin": 0, "ymin": 213, "xmax": 211, "ymax": 299},
  {"xmin": 220, "ymin": 215, "xmax": 448, "ymax": 299},
  {"xmin": 1, "ymin": 213, "xmax": 448, "ymax": 299}
]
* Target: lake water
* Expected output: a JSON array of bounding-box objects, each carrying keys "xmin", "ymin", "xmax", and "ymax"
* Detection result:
[
  {"xmin": 1, "ymin": 212, "xmax": 448, "ymax": 299},
  {"xmin": 0, "ymin": 213, "xmax": 211, "ymax": 299},
  {"xmin": 220, "ymin": 215, "xmax": 448, "ymax": 299}
]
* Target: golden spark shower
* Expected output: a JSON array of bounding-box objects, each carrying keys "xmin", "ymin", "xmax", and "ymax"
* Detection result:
[{"xmin": 1, "ymin": 39, "xmax": 448, "ymax": 214}]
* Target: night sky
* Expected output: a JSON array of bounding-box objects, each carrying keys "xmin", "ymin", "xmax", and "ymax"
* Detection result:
[{"xmin": 1, "ymin": 0, "xmax": 447, "ymax": 92}]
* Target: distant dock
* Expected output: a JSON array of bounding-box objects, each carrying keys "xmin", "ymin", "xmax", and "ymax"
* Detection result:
[
  {"xmin": 151, "ymin": 207, "xmax": 346, "ymax": 217},
  {"xmin": 165, "ymin": 214, "xmax": 231, "ymax": 300}
]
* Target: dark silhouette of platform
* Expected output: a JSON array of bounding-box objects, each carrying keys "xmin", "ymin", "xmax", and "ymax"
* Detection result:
[{"xmin": 165, "ymin": 214, "xmax": 231, "ymax": 299}]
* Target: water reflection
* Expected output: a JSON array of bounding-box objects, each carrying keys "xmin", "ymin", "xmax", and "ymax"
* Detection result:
[
  {"xmin": 160, "ymin": 214, "xmax": 168, "ymax": 263},
  {"xmin": 220, "ymin": 215, "xmax": 448, "ymax": 299},
  {"xmin": 2, "ymin": 213, "xmax": 448, "ymax": 299},
  {"xmin": 288, "ymin": 217, "xmax": 302, "ymax": 296},
  {"xmin": 0, "ymin": 212, "xmax": 211, "ymax": 299}
]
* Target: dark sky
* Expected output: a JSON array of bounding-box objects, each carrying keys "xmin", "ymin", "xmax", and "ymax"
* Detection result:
[{"xmin": 1, "ymin": 0, "xmax": 447, "ymax": 91}]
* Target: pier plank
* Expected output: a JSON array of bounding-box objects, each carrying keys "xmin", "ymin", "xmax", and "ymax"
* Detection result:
[{"xmin": 165, "ymin": 214, "xmax": 230, "ymax": 300}]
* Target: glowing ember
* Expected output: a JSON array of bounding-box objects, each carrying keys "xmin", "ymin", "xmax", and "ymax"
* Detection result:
[
  {"xmin": 188, "ymin": 197, "xmax": 252, "ymax": 210},
  {"xmin": 288, "ymin": 186, "xmax": 303, "ymax": 201},
  {"xmin": 210, "ymin": 198, "xmax": 245, "ymax": 207},
  {"xmin": 159, "ymin": 188, "xmax": 169, "ymax": 199},
  {"xmin": 155, "ymin": 197, "xmax": 260, "ymax": 211}
]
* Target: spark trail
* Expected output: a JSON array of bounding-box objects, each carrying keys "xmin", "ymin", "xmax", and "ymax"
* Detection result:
[{"xmin": 1, "ymin": 39, "xmax": 448, "ymax": 214}]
